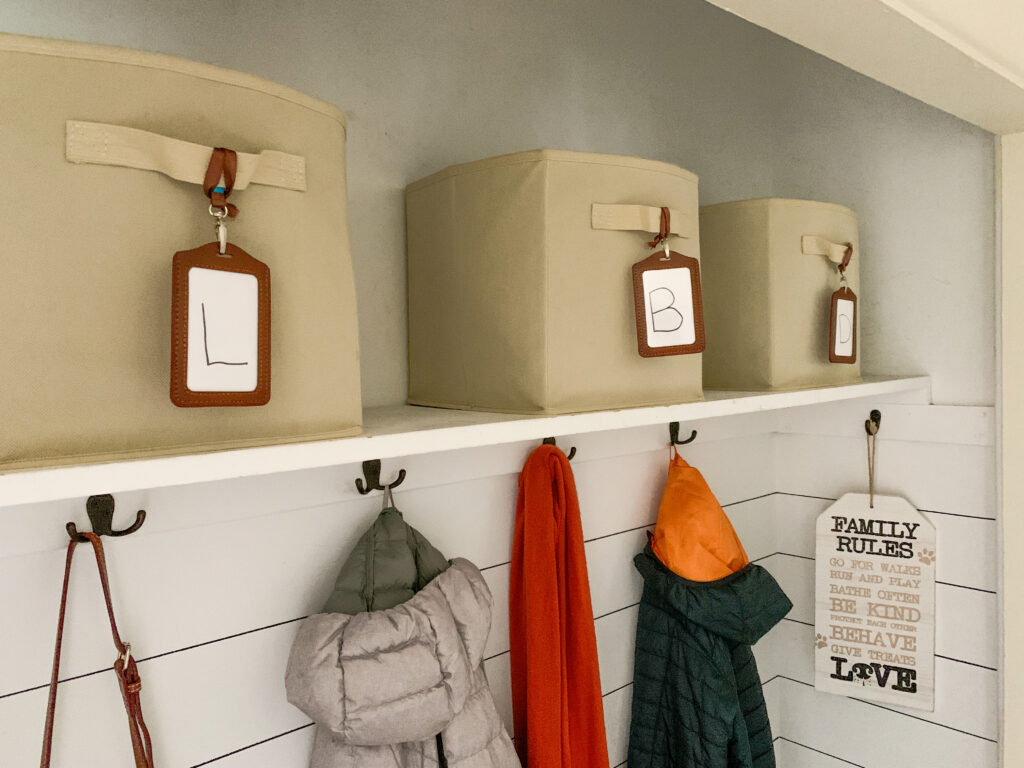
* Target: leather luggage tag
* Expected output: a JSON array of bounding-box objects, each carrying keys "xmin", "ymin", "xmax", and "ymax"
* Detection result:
[
  {"xmin": 170, "ymin": 242, "xmax": 271, "ymax": 406},
  {"xmin": 632, "ymin": 250, "xmax": 706, "ymax": 358},
  {"xmin": 829, "ymin": 286, "xmax": 857, "ymax": 364}
]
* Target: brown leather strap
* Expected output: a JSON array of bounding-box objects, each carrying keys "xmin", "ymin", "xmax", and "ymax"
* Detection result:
[
  {"xmin": 838, "ymin": 243, "xmax": 853, "ymax": 275},
  {"xmin": 203, "ymin": 147, "xmax": 240, "ymax": 218},
  {"xmin": 115, "ymin": 655, "xmax": 154, "ymax": 767},
  {"xmin": 646, "ymin": 206, "xmax": 670, "ymax": 249},
  {"xmin": 41, "ymin": 533, "xmax": 155, "ymax": 768}
]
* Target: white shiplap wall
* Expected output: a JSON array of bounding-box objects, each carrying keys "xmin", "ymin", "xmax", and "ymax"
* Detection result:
[
  {"xmin": 0, "ymin": 397, "xmax": 995, "ymax": 767},
  {"xmin": 763, "ymin": 400, "xmax": 998, "ymax": 767}
]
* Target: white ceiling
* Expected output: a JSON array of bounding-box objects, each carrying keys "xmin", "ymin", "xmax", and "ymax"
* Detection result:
[{"xmin": 894, "ymin": 0, "xmax": 1024, "ymax": 88}]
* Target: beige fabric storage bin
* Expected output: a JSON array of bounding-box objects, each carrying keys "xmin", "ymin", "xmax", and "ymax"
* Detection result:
[
  {"xmin": 406, "ymin": 150, "xmax": 704, "ymax": 414},
  {"xmin": 0, "ymin": 34, "xmax": 361, "ymax": 470},
  {"xmin": 699, "ymin": 198, "xmax": 861, "ymax": 390}
]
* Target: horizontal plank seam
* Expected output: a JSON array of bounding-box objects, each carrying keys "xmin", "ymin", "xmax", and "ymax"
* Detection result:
[
  {"xmin": 935, "ymin": 654, "xmax": 998, "ymax": 672},
  {"xmin": 0, "ymin": 665, "xmax": 108, "ymax": 701},
  {"xmin": 466, "ymin": 489, "xmax": 779, "ymax": 569},
  {"xmin": 776, "ymin": 492, "xmax": 838, "ymax": 502},
  {"xmin": 917, "ymin": 508, "xmax": 997, "ymax": 521},
  {"xmin": 775, "ymin": 675, "xmax": 998, "ymax": 743},
  {"xmin": 775, "ymin": 491, "xmax": 995, "ymax": 520},
  {"xmin": 936, "ymin": 580, "xmax": 997, "ymax": 594},
  {"xmin": 147, "ymin": 675, "xmax": 787, "ymax": 765},
  {"xmin": 853, "ymin": 698, "xmax": 998, "ymax": 744},
  {"xmin": 0, "ymin": 584, "xmax": 645, "ymax": 701},
  {"xmin": 594, "ymin": 602, "xmax": 640, "ymax": 621},
  {"xmin": 479, "ymin": 561, "xmax": 509, "ymax": 572},
  {"xmin": 582, "ymin": 490, "xmax": 776, "ymax": 545},
  {"xmin": 605, "ymin": 673, "xmax": 778, "ymax": 700},
  {"xmin": 477, "ymin": 495, "xmax": 778, "ymax": 574},
  {"xmin": 723, "ymin": 491, "xmax": 777, "ymax": 507},
  {"xmin": 0, "ymin": 615, "xmax": 307, "ymax": 701},
  {"xmin": 585, "ymin": 523, "xmax": 653, "ymax": 544},
  {"xmin": 769, "ymin": 552, "xmax": 815, "ymax": 562},
  {"xmin": 182, "ymin": 671, "xmax": 782, "ymax": 765},
  {"xmin": 603, "ymin": 681, "xmax": 634, "ymax": 698},
  {"xmin": 140, "ymin": 615, "xmax": 308, "ymax": 663},
  {"xmin": 775, "ymin": 736, "xmax": 868, "ymax": 767},
  {"xmin": 190, "ymin": 721, "xmax": 314, "ymax": 767}
]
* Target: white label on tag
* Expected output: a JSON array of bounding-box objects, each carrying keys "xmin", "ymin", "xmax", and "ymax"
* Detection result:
[
  {"xmin": 834, "ymin": 298, "xmax": 855, "ymax": 358},
  {"xmin": 186, "ymin": 267, "xmax": 259, "ymax": 392},
  {"xmin": 642, "ymin": 267, "xmax": 696, "ymax": 348}
]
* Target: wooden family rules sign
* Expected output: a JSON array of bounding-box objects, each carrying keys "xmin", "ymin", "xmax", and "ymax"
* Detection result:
[{"xmin": 814, "ymin": 493, "xmax": 936, "ymax": 710}]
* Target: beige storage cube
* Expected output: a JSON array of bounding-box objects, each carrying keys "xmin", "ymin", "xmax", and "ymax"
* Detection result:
[
  {"xmin": 0, "ymin": 34, "xmax": 362, "ymax": 469},
  {"xmin": 699, "ymin": 198, "xmax": 862, "ymax": 390},
  {"xmin": 406, "ymin": 150, "xmax": 703, "ymax": 414}
]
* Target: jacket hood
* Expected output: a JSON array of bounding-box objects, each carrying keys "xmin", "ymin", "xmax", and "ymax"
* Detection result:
[
  {"xmin": 321, "ymin": 507, "xmax": 451, "ymax": 614},
  {"xmin": 287, "ymin": 558, "xmax": 494, "ymax": 746},
  {"xmin": 651, "ymin": 455, "xmax": 750, "ymax": 581},
  {"xmin": 634, "ymin": 545, "xmax": 791, "ymax": 645}
]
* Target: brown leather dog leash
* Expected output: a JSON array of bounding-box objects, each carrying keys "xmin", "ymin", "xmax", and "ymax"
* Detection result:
[{"xmin": 41, "ymin": 532, "xmax": 154, "ymax": 767}]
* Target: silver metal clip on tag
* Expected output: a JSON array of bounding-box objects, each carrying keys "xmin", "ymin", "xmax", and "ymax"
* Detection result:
[
  {"xmin": 661, "ymin": 237, "xmax": 672, "ymax": 261},
  {"xmin": 210, "ymin": 204, "xmax": 228, "ymax": 255}
]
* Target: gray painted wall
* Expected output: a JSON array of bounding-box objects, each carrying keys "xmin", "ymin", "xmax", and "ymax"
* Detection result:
[{"xmin": 1, "ymin": 0, "xmax": 996, "ymax": 405}]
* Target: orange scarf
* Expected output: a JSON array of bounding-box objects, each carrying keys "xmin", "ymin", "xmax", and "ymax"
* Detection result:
[
  {"xmin": 509, "ymin": 445, "xmax": 610, "ymax": 768},
  {"xmin": 651, "ymin": 449, "xmax": 750, "ymax": 581}
]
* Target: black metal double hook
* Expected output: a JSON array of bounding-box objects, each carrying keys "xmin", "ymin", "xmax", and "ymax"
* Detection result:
[
  {"xmin": 66, "ymin": 494, "xmax": 146, "ymax": 541},
  {"xmin": 542, "ymin": 436, "xmax": 576, "ymax": 460},
  {"xmin": 865, "ymin": 409, "xmax": 882, "ymax": 436},
  {"xmin": 669, "ymin": 422, "xmax": 697, "ymax": 446},
  {"xmin": 355, "ymin": 459, "xmax": 407, "ymax": 495}
]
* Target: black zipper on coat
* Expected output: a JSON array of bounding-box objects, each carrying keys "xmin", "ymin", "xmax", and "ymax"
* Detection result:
[{"xmin": 435, "ymin": 733, "xmax": 448, "ymax": 768}]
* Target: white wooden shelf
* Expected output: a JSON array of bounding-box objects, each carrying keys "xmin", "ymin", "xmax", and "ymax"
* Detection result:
[{"xmin": 0, "ymin": 375, "xmax": 929, "ymax": 506}]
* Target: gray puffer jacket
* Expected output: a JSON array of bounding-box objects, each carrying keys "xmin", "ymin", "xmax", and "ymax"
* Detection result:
[{"xmin": 286, "ymin": 557, "xmax": 520, "ymax": 768}]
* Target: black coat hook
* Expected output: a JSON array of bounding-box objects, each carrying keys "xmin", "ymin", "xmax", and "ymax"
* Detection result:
[
  {"xmin": 542, "ymin": 437, "xmax": 576, "ymax": 460},
  {"xmin": 66, "ymin": 494, "xmax": 146, "ymax": 542},
  {"xmin": 355, "ymin": 459, "xmax": 407, "ymax": 495},
  {"xmin": 669, "ymin": 422, "xmax": 697, "ymax": 446},
  {"xmin": 865, "ymin": 409, "xmax": 882, "ymax": 436}
]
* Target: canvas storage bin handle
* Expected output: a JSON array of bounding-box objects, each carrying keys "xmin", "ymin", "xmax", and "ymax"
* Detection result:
[
  {"xmin": 65, "ymin": 120, "xmax": 307, "ymax": 191},
  {"xmin": 591, "ymin": 204, "xmax": 690, "ymax": 238},
  {"xmin": 802, "ymin": 235, "xmax": 853, "ymax": 267}
]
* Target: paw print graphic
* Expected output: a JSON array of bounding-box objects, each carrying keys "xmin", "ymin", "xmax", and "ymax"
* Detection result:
[
  {"xmin": 918, "ymin": 548, "xmax": 935, "ymax": 565},
  {"xmin": 815, "ymin": 633, "xmax": 828, "ymax": 649}
]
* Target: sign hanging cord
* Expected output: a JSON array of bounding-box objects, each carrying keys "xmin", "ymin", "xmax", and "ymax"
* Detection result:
[{"xmin": 865, "ymin": 414, "xmax": 880, "ymax": 508}]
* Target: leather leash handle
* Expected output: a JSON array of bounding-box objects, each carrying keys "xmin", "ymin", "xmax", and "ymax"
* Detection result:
[{"xmin": 41, "ymin": 533, "xmax": 155, "ymax": 768}]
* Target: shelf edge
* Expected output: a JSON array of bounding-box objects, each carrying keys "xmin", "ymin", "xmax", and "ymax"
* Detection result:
[{"xmin": 0, "ymin": 376, "xmax": 930, "ymax": 506}]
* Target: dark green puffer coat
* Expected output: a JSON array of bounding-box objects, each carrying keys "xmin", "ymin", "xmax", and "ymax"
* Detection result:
[{"xmin": 628, "ymin": 546, "xmax": 792, "ymax": 768}]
